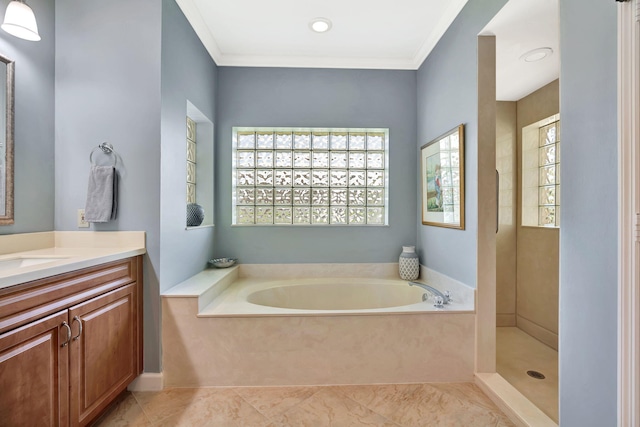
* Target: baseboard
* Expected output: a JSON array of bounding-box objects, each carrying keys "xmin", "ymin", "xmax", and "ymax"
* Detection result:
[
  {"xmin": 475, "ymin": 372, "xmax": 557, "ymax": 427},
  {"xmin": 516, "ymin": 315, "xmax": 558, "ymax": 350},
  {"xmin": 127, "ymin": 372, "xmax": 164, "ymax": 392}
]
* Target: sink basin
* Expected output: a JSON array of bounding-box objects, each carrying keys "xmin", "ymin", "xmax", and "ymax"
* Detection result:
[{"xmin": 0, "ymin": 256, "xmax": 70, "ymax": 271}]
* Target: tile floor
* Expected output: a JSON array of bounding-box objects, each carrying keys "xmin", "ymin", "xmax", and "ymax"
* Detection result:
[
  {"xmin": 94, "ymin": 383, "xmax": 515, "ymax": 426},
  {"xmin": 496, "ymin": 326, "xmax": 558, "ymax": 422}
]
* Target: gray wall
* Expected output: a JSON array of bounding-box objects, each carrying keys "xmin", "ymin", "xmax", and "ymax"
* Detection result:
[
  {"xmin": 55, "ymin": 0, "xmax": 163, "ymax": 372},
  {"xmin": 216, "ymin": 67, "xmax": 417, "ymax": 263},
  {"xmin": 0, "ymin": 0, "xmax": 55, "ymax": 234},
  {"xmin": 160, "ymin": 0, "xmax": 217, "ymax": 292},
  {"xmin": 416, "ymin": 0, "xmax": 507, "ymax": 287},
  {"xmin": 559, "ymin": 0, "xmax": 618, "ymax": 424}
]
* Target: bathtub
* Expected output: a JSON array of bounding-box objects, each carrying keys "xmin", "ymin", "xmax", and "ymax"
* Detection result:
[
  {"xmin": 202, "ymin": 277, "xmax": 474, "ymax": 316},
  {"xmin": 162, "ymin": 264, "xmax": 476, "ymax": 387}
]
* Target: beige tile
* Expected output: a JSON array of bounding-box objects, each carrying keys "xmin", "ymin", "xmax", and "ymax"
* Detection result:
[
  {"xmin": 429, "ymin": 383, "xmax": 500, "ymax": 410},
  {"xmin": 428, "ymin": 383, "xmax": 515, "ymax": 426},
  {"xmin": 334, "ymin": 384, "xmax": 420, "ymax": 417},
  {"xmin": 424, "ymin": 405, "xmax": 506, "ymax": 427},
  {"xmin": 516, "ymin": 226, "xmax": 559, "ymax": 338},
  {"xmin": 338, "ymin": 383, "xmax": 513, "ymax": 427},
  {"xmin": 163, "ymin": 298, "xmax": 475, "ymax": 387},
  {"xmin": 135, "ymin": 388, "xmax": 269, "ymax": 427},
  {"xmin": 133, "ymin": 388, "xmax": 201, "ymax": 423},
  {"xmin": 239, "ymin": 263, "xmax": 399, "ymax": 279},
  {"xmin": 336, "ymin": 383, "xmax": 427, "ymax": 424},
  {"xmin": 496, "ymin": 101, "xmax": 517, "ymax": 321},
  {"xmin": 418, "ymin": 391, "xmax": 513, "ymax": 426},
  {"xmin": 497, "ymin": 327, "xmax": 558, "ymax": 422},
  {"xmin": 270, "ymin": 387, "xmax": 398, "ymax": 426},
  {"xmin": 93, "ymin": 392, "xmax": 151, "ymax": 427},
  {"xmin": 102, "ymin": 383, "xmax": 515, "ymax": 427},
  {"xmin": 234, "ymin": 386, "xmax": 319, "ymax": 418}
]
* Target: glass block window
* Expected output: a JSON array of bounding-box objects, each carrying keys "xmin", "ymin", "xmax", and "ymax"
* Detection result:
[
  {"xmin": 538, "ymin": 121, "xmax": 560, "ymax": 227},
  {"xmin": 186, "ymin": 117, "xmax": 197, "ymax": 203},
  {"xmin": 232, "ymin": 128, "xmax": 389, "ymax": 226},
  {"xmin": 521, "ymin": 114, "xmax": 560, "ymax": 228}
]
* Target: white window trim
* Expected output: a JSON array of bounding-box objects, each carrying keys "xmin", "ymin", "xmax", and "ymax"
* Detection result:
[{"xmin": 617, "ymin": 1, "xmax": 640, "ymax": 424}]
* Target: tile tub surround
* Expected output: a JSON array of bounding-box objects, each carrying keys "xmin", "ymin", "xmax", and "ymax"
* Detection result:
[
  {"xmin": 420, "ymin": 264, "xmax": 476, "ymax": 309},
  {"xmin": 0, "ymin": 231, "xmax": 146, "ymax": 288},
  {"xmin": 237, "ymin": 262, "xmax": 400, "ymax": 279},
  {"xmin": 161, "ymin": 264, "xmax": 476, "ymax": 387},
  {"xmin": 95, "ymin": 383, "xmax": 515, "ymax": 426}
]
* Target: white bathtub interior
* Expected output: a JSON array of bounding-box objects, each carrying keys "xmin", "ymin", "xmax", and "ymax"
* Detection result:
[{"xmin": 205, "ymin": 276, "xmax": 474, "ymax": 316}]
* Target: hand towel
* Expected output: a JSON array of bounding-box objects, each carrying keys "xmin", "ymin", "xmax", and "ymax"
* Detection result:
[
  {"xmin": 85, "ymin": 166, "xmax": 117, "ymax": 222},
  {"xmin": 110, "ymin": 169, "xmax": 118, "ymax": 220}
]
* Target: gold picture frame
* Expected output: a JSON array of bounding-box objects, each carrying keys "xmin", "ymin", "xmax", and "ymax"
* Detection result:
[{"xmin": 420, "ymin": 124, "xmax": 465, "ymax": 229}]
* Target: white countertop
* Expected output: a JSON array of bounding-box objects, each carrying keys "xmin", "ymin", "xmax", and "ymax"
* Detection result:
[{"xmin": 0, "ymin": 231, "xmax": 146, "ymax": 290}]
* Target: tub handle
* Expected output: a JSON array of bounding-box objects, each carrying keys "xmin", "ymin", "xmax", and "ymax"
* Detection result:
[
  {"xmin": 433, "ymin": 296, "xmax": 445, "ymax": 308},
  {"xmin": 444, "ymin": 290, "xmax": 453, "ymax": 302}
]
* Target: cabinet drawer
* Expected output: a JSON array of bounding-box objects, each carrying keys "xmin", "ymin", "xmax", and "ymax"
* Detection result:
[{"xmin": 0, "ymin": 258, "xmax": 138, "ymax": 334}]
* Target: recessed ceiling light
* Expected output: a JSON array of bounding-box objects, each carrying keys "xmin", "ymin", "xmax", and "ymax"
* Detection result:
[
  {"xmin": 310, "ymin": 18, "xmax": 332, "ymax": 33},
  {"xmin": 520, "ymin": 47, "xmax": 553, "ymax": 63}
]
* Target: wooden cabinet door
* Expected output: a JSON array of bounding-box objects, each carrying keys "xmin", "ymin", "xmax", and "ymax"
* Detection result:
[
  {"xmin": 0, "ymin": 310, "xmax": 69, "ymax": 427},
  {"xmin": 68, "ymin": 283, "xmax": 137, "ymax": 427}
]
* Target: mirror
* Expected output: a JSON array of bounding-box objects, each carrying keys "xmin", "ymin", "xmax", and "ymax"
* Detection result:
[
  {"xmin": 0, "ymin": 53, "xmax": 14, "ymax": 225},
  {"xmin": 420, "ymin": 124, "xmax": 465, "ymax": 229}
]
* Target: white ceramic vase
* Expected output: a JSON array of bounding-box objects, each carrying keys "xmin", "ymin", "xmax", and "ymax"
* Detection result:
[{"xmin": 399, "ymin": 246, "xmax": 420, "ymax": 280}]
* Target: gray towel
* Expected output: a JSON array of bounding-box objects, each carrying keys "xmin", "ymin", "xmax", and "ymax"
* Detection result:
[{"xmin": 85, "ymin": 166, "xmax": 118, "ymax": 222}]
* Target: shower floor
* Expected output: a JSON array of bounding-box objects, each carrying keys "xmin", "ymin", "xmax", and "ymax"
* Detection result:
[{"xmin": 497, "ymin": 326, "xmax": 558, "ymax": 423}]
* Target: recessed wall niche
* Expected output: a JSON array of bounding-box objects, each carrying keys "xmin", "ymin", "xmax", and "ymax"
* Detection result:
[{"xmin": 186, "ymin": 100, "xmax": 214, "ymax": 228}]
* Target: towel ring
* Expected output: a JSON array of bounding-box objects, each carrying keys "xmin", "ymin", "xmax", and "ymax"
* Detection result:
[{"xmin": 89, "ymin": 142, "xmax": 117, "ymax": 167}]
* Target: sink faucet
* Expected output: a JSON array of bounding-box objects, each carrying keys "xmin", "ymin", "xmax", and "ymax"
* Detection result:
[{"xmin": 408, "ymin": 281, "xmax": 451, "ymax": 307}]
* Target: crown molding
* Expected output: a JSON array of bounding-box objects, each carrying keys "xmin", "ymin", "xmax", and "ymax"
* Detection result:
[
  {"xmin": 411, "ymin": 0, "xmax": 468, "ymax": 69},
  {"xmin": 175, "ymin": 0, "xmax": 223, "ymax": 63},
  {"xmin": 214, "ymin": 54, "xmax": 418, "ymax": 70},
  {"xmin": 176, "ymin": 0, "xmax": 467, "ymax": 70}
]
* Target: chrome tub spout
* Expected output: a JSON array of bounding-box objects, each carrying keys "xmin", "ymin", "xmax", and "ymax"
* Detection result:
[{"xmin": 408, "ymin": 281, "xmax": 451, "ymax": 307}]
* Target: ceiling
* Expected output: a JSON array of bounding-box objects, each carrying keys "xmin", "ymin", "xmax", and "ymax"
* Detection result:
[
  {"xmin": 175, "ymin": 0, "xmax": 559, "ymax": 98},
  {"xmin": 175, "ymin": 0, "xmax": 469, "ymax": 70},
  {"xmin": 483, "ymin": 0, "xmax": 560, "ymax": 101}
]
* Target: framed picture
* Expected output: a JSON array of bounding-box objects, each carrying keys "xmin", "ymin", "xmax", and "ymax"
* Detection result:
[{"xmin": 420, "ymin": 124, "xmax": 465, "ymax": 229}]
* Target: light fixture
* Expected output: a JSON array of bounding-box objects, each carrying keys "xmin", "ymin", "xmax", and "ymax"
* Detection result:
[
  {"xmin": 309, "ymin": 17, "xmax": 332, "ymax": 33},
  {"xmin": 1, "ymin": 0, "xmax": 40, "ymax": 42},
  {"xmin": 520, "ymin": 47, "xmax": 553, "ymax": 63}
]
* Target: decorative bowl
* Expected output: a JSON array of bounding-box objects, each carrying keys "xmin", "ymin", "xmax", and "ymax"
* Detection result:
[{"xmin": 209, "ymin": 257, "xmax": 237, "ymax": 268}]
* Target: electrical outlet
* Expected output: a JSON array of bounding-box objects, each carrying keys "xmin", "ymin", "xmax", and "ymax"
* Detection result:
[{"xmin": 77, "ymin": 209, "xmax": 89, "ymax": 228}]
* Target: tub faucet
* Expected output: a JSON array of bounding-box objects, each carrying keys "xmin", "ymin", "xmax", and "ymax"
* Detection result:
[{"xmin": 408, "ymin": 281, "xmax": 451, "ymax": 307}]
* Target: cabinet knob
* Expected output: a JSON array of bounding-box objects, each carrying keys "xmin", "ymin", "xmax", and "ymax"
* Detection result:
[
  {"xmin": 72, "ymin": 316, "xmax": 83, "ymax": 341},
  {"xmin": 61, "ymin": 322, "xmax": 72, "ymax": 347}
]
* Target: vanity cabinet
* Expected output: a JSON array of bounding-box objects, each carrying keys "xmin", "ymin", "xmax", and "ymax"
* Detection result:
[{"xmin": 0, "ymin": 256, "xmax": 143, "ymax": 427}]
